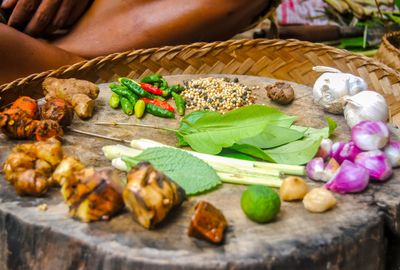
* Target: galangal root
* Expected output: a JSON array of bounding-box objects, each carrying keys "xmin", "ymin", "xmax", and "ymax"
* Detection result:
[{"xmin": 43, "ymin": 77, "xmax": 99, "ymax": 119}]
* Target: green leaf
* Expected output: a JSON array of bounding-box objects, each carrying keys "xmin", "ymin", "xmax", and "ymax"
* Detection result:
[
  {"xmin": 238, "ymin": 125, "xmax": 304, "ymax": 148},
  {"xmin": 229, "ymin": 143, "xmax": 275, "ymax": 162},
  {"xmin": 265, "ymin": 137, "xmax": 323, "ymax": 165},
  {"xmin": 325, "ymin": 116, "xmax": 337, "ymax": 136},
  {"xmin": 180, "ymin": 105, "xmax": 297, "ymax": 154},
  {"xmin": 128, "ymin": 147, "xmax": 221, "ymax": 195},
  {"xmin": 176, "ymin": 111, "xmax": 219, "ymax": 146},
  {"xmin": 291, "ymin": 125, "xmax": 329, "ymax": 139},
  {"xmin": 218, "ymin": 149, "xmax": 258, "ymax": 161}
]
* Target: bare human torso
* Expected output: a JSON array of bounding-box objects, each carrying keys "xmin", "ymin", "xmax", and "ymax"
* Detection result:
[{"xmin": 0, "ymin": 0, "xmax": 271, "ymax": 85}]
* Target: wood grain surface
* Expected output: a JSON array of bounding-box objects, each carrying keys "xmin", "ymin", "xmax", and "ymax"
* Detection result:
[{"xmin": 0, "ymin": 75, "xmax": 396, "ymax": 270}]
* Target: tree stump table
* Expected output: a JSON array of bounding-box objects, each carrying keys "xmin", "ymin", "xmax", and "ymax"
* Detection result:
[{"xmin": 0, "ymin": 75, "xmax": 397, "ymax": 270}]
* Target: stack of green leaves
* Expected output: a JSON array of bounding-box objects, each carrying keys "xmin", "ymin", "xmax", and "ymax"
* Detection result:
[{"xmin": 176, "ymin": 105, "xmax": 337, "ymax": 165}]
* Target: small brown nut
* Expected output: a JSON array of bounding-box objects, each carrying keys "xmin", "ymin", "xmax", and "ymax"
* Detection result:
[
  {"xmin": 265, "ymin": 82, "xmax": 295, "ymax": 105},
  {"xmin": 279, "ymin": 176, "xmax": 308, "ymax": 201},
  {"xmin": 303, "ymin": 187, "xmax": 336, "ymax": 213}
]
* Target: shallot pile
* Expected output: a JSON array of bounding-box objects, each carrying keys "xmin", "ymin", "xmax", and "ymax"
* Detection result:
[{"xmin": 306, "ymin": 120, "xmax": 399, "ymax": 193}]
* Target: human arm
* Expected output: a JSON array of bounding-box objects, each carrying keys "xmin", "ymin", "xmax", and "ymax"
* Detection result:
[
  {"xmin": 1, "ymin": 0, "xmax": 91, "ymax": 36},
  {"xmin": 0, "ymin": 23, "xmax": 83, "ymax": 85},
  {"xmin": 53, "ymin": 0, "xmax": 271, "ymax": 58}
]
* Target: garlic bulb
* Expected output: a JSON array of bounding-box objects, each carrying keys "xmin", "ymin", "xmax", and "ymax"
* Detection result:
[
  {"xmin": 344, "ymin": 91, "xmax": 389, "ymax": 128},
  {"xmin": 312, "ymin": 66, "xmax": 368, "ymax": 114}
]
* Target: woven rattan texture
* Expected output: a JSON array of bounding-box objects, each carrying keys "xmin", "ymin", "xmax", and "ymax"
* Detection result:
[
  {"xmin": 2, "ymin": 39, "xmax": 400, "ymax": 125},
  {"xmin": 376, "ymin": 31, "xmax": 400, "ymax": 72}
]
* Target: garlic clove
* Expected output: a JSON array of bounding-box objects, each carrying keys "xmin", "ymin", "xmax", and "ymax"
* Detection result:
[
  {"xmin": 344, "ymin": 91, "xmax": 388, "ymax": 128},
  {"xmin": 279, "ymin": 176, "xmax": 309, "ymax": 201},
  {"xmin": 312, "ymin": 69, "xmax": 367, "ymax": 115},
  {"xmin": 303, "ymin": 187, "xmax": 337, "ymax": 213}
]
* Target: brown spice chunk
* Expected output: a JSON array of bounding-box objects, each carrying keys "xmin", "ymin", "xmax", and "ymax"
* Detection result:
[
  {"xmin": 265, "ymin": 82, "xmax": 295, "ymax": 105},
  {"xmin": 188, "ymin": 201, "xmax": 228, "ymax": 244}
]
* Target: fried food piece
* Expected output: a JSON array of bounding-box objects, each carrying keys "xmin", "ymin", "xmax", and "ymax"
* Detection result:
[
  {"xmin": 61, "ymin": 167, "xmax": 124, "ymax": 222},
  {"xmin": 35, "ymin": 120, "xmax": 63, "ymax": 141},
  {"xmin": 49, "ymin": 156, "xmax": 85, "ymax": 186},
  {"xmin": 14, "ymin": 169, "xmax": 48, "ymax": 196},
  {"xmin": 188, "ymin": 201, "xmax": 228, "ymax": 244},
  {"xmin": 3, "ymin": 152, "xmax": 36, "ymax": 184},
  {"xmin": 40, "ymin": 98, "xmax": 74, "ymax": 126},
  {"xmin": 35, "ymin": 137, "xmax": 63, "ymax": 167},
  {"xmin": 0, "ymin": 108, "xmax": 39, "ymax": 139},
  {"xmin": 10, "ymin": 96, "xmax": 38, "ymax": 118},
  {"xmin": 2, "ymin": 138, "xmax": 64, "ymax": 196},
  {"xmin": 43, "ymin": 77, "xmax": 99, "ymax": 119},
  {"xmin": 123, "ymin": 162, "xmax": 185, "ymax": 229}
]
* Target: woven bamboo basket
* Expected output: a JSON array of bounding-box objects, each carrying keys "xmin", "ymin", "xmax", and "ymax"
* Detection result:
[
  {"xmin": 376, "ymin": 31, "xmax": 400, "ymax": 72},
  {"xmin": 2, "ymin": 38, "xmax": 400, "ymax": 125}
]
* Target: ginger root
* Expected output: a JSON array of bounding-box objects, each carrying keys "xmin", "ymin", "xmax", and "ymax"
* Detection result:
[{"xmin": 43, "ymin": 77, "xmax": 99, "ymax": 119}]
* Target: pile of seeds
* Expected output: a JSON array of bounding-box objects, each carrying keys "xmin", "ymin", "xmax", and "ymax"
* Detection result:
[{"xmin": 182, "ymin": 77, "xmax": 256, "ymax": 112}]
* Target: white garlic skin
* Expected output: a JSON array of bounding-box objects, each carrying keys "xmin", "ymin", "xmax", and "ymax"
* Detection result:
[
  {"xmin": 313, "ymin": 71, "xmax": 367, "ymax": 114},
  {"xmin": 344, "ymin": 91, "xmax": 389, "ymax": 128}
]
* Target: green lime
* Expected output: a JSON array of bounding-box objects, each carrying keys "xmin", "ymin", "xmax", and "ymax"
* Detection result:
[{"xmin": 241, "ymin": 185, "xmax": 281, "ymax": 223}]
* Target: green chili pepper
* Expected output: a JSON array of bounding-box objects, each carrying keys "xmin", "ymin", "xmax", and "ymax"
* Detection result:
[
  {"xmin": 160, "ymin": 78, "xmax": 168, "ymax": 90},
  {"xmin": 119, "ymin": 78, "xmax": 153, "ymax": 99},
  {"xmin": 141, "ymin": 74, "xmax": 163, "ymax": 84},
  {"xmin": 120, "ymin": 96, "xmax": 134, "ymax": 115},
  {"xmin": 151, "ymin": 95, "xmax": 166, "ymax": 101},
  {"xmin": 145, "ymin": 103, "xmax": 174, "ymax": 118},
  {"xmin": 109, "ymin": 83, "xmax": 138, "ymax": 105},
  {"xmin": 171, "ymin": 92, "xmax": 186, "ymax": 116},
  {"xmin": 169, "ymin": 84, "xmax": 185, "ymax": 94},
  {"xmin": 134, "ymin": 100, "xmax": 146, "ymax": 119},
  {"xmin": 109, "ymin": 93, "xmax": 120, "ymax": 109}
]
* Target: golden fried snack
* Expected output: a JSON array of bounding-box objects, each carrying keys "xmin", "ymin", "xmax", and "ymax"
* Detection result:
[
  {"xmin": 34, "ymin": 137, "xmax": 63, "ymax": 167},
  {"xmin": 43, "ymin": 77, "xmax": 99, "ymax": 119},
  {"xmin": 49, "ymin": 156, "xmax": 85, "ymax": 186},
  {"xmin": 123, "ymin": 162, "xmax": 185, "ymax": 229},
  {"xmin": 61, "ymin": 167, "xmax": 124, "ymax": 222},
  {"xmin": 14, "ymin": 169, "xmax": 48, "ymax": 196},
  {"xmin": 188, "ymin": 201, "xmax": 228, "ymax": 244},
  {"xmin": 40, "ymin": 98, "xmax": 74, "ymax": 127},
  {"xmin": 3, "ymin": 152, "xmax": 36, "ymax": 184},
  {"xmin": 2, "ymin": 138, "xmax": 64, "ymax": 196}
]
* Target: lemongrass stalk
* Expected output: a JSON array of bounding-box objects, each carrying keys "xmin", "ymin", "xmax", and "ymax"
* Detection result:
[
  {"xmin": 104, "ymin": 144, "xmax": 283, "ymax": 178},
  {"xmin": 218, "ymin": 173, "xmax": 282, "ymax": 188},
  {"xmin": 130, "ymin": 139, "xmax": 305, "ymax": 176},
  {"xmin": 102, "ymin": 144, "xmax": 142, "ymax": 160},
  {"xmin": 110, "ymin": 158, "xmax": 283, "ymax": 187}
]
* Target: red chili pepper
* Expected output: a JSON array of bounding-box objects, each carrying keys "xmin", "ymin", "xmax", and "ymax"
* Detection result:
[
  {"xmin": 140, "ymin": 98, "xmax": 175, "ymax": 112},
  {"xmin": 139, "ymin": 83, "xmax": 163, "ymax": 95}
]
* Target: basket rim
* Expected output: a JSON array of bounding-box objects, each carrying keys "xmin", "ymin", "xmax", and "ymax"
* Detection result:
[
  {"xmin": 1, "ymin": 38, "xmax": 399, "ymax": 91},
  {"xmin": 381, "ymin": 31, "xmax": 400, "ymax": 53}
]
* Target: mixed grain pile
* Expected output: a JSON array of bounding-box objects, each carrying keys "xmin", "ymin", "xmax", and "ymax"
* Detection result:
[{"xmin": 182, "ymin": 77, "xmax": 256, "ymax": 112}]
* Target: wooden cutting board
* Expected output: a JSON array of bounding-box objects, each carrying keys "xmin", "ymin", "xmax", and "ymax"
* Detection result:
[{"xmin": 0, "ymin": 74, "xmax": 396, "ymax": 270}]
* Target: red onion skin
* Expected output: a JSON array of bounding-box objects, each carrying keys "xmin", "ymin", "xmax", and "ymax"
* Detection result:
[
  {"xmin": 354, "ymin": 150, "xmax": 393, "ymax": 181},
  {"xmin": 325, "ymin": 160, "xmax": 369, "ymax": 193},
  {"xmin": 335, "ymin": 141, "xmax": 362, "ymax": 164},
  {"xmin": 384, "ymin": 140, "xmax": 400, "ymax": 168},
  {"xmin": 330, "ymin": 142, "xmax": 345, "ymax": 163},
  {"xmin": 306, "ymin": 157, "xmax": 325, "ymax": 181},
  {"xmin": 351, "ymin": 121, "xmax": 389, "ymax": 151},
  {"xmin": 316, "ymin": 139, "xmax": 333, "ymax": 160}
]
